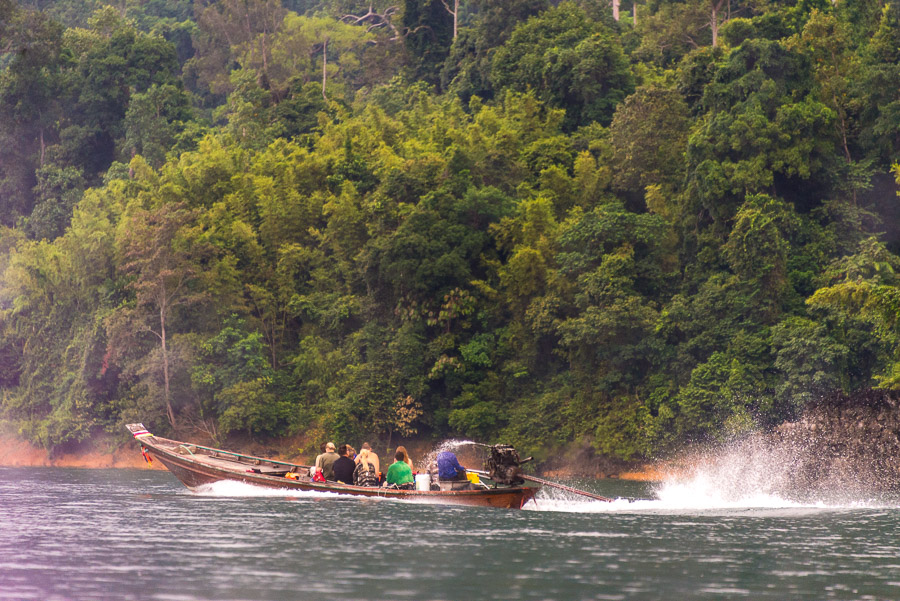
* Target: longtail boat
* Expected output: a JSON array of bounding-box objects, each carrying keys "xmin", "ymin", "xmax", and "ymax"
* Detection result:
[{"xmin": 126, "ymin": 424, "xmax": 540, "ymax": 509}]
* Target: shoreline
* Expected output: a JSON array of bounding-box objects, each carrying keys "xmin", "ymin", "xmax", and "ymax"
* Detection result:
[
  {"xmin": 0, "ymin": 434, "xmax": 662, "ymax": 480},
  {"xmin": 0, "ymin": 435, "xmax": 164, "ymax": 470}
]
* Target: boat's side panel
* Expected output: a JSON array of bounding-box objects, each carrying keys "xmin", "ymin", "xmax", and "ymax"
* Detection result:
[
  {"xmin": 143, "ymin": 442, "xmax": 537, "ymax": 509},
  {"xmin": 153, "ymin": 454, "xmax": 224, "ymax": 488}
]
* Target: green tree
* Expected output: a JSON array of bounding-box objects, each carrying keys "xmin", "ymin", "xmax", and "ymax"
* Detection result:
[
  {"xmin": 440, "ymin": 0, "xmax": 549, "ymax": 101},
  {"xmin": 0, "ymin": 185, "xmax": 119, "ymax": 450},
  {"xmin": 723, "ymin": 195, "xmax": 796, "ymax": 321},
  {"xmin": 59, "ymin": 8, "xmax": 182, "ymax": 177},
  {"xmin": 187, "ymin": 0, "xmax": 286, "ymax": 98},
  {"xmin": 609, "ymin": 86, "xmax": 690, "ymax": 208},
  {"xmin": 403, "ymin": 0, "xmax": 454, "ymax": 84},
  {"xmin": 771, "ymin": 316, "xmax": 849, "ymax": 409},
  {"xmin": 0, "ymin": 9, "xmax": 67, "ymax": 222},
  {"xmin": 807, "ymin": 235, "xmax": 900, "ymax": 390},
  {"xmin": 491, "ymin": 3, "xmax": 634, "ymax": 129},
  {"xmin": 113, "ymin": 200, "xmax": 207, "ymax": 428},
  {"xmin": 124, "ymin": 83, "xmax": 193, "ymax": 167},
  {"xmin": 192, "ymin": 317, "xmax": 290, "ymax": 438},
  {"xmin": 26, "ymin": 164, "xmax": 86, "ymax": 241},
  {"xmin": 685, "ymin": 38, "xmax": 835, "ymax": 226}
]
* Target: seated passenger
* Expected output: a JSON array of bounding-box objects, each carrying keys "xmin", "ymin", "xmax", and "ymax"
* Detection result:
[
  {"xmin": 319, "ymin": 442, "xmax": 340, "ymax": 481},
  {"xmin": 436, "ymin": 451, "xmax": 467, "ymax": 481},
  {"xmin": 332, "ymin": 444, "xmax": 356, "ymax": 485},
  {"xmin": 386, "ymin": 450, "xmax": 415, "ymax": 489},
  {"xmin": 310, "ymin": 442, "xmax": 327, "ymax": 479},
  {"xmin": 353, "ymin": 448, "xmax": 379, "ymax": 487},
  {"xmin": 355, "ymin": 442, "xmax": 380, "ymax": 476},
  {"xmin": 395, "ymin": 445, "xmax": 414, "ymax": 472}
]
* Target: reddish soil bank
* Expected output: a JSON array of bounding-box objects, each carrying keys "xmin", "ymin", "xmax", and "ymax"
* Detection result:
[{"xmin": 0, "ymin": 435, "xmax": 164, "ymax": 470}]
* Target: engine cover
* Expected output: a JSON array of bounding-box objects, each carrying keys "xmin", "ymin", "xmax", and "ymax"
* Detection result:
[{"xmin": 486, "ymin": 444, "xmax": 525, "ymax": 485}]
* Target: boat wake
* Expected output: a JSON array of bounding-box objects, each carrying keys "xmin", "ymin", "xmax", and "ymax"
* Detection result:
[
  {"xmin": 525, "ymin": 486, "xmax": 887, "ymax": 514},
  {"xmin": 192, "ymin": 480, "xmax": 349, "ymax": 500}
]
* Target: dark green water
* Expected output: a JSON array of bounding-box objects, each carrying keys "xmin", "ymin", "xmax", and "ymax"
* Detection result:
[{"xmin": 1, "ymin": 467, "xmax": 899, "ymax": 600}]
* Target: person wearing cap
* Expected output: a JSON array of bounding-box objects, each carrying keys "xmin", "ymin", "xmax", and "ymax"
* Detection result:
[{"xmin": 319, "ymin": 442, "xmax": 340, "ymax": 481}]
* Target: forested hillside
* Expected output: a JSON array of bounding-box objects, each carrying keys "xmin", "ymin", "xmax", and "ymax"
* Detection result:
[{"xmin": 2, "ymin": 0, "xmax": 900, "ymax": 461}]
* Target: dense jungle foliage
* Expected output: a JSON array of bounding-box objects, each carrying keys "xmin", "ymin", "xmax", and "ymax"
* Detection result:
[{"xmin": 2, "ymin": 0, "xmax": 900, "ymax": 461}]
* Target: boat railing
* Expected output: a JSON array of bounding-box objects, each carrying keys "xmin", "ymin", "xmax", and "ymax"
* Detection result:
[{"xmin": 161, "ymin": 438, "xmax": 308, "ymax": 471}]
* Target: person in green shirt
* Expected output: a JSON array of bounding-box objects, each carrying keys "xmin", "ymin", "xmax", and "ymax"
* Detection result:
[{"xmin": 385, "ymin": 450, "xmax": 415, "ymax": 489}]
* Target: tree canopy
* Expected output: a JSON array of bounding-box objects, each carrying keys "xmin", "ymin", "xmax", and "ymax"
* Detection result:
[{"xmin": 2, "ymin": 0, "xmax": 900, "ymax": 463}]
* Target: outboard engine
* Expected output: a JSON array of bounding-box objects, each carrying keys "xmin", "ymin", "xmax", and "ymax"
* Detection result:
[{"xmin": 486, "ymin": 444, "xmax": 531, "ymax": 485}]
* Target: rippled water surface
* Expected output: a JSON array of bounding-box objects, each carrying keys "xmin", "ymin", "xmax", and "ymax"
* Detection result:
[{"xmin": 2, "ymin": 467, "xmax": 900, "ymax": 600}]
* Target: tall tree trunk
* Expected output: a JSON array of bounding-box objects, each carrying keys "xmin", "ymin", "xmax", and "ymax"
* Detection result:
[
  {"xmin": 452, "ymin": 0, "xmax": 458, "ymax": 39},
  {"xmin": 261, "ymin": 31, "xmax": 270, "ymax": 82},
  {"xmin": 440, "ymin": 0, "xmax": 459, "ymax": 38},
  {"xmin": 613, "ymin": 0, "xmax": 620, "ymax": 21},
  {"xmin": 160, "ymin": 304, "xmax": 175, "ymax": 429},
  {"xmin": 322, "ymin": 37, "xmax": 328, "ymax": 100},
  {"xmin": 711, "ymin": 0, "xmax": 726, "ymax": 47}
]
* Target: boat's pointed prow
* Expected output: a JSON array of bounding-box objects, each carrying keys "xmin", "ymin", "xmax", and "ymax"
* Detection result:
[{"xmin": 126, "ymin": 423, "xmax": 153, "ymax": 439}]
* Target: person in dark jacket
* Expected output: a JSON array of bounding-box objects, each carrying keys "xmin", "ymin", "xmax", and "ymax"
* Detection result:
[{"xmin": 332, "ymin": 444, "xmax": 356, "ymax": 484}]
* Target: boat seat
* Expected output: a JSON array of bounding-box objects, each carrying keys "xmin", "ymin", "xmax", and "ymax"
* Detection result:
[
  {"xmin": 438, "ymin": 480, "xmax": 473, "ymax": 491},
  {"xmin": 249, "ymin": 468, "xmax": 292, "ymax": 477}
]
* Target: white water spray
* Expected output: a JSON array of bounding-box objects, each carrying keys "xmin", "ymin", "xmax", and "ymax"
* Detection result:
[
  {"xmin": 419, "ymin": 439, "xmax": 483, "ymax": 472},
  {"xmin": 524, "ymin": 431, "xmax": 899, "ymax": 513},
  {"xmin": 649, "ymin": 432, "xmax": 895, "ymax": 510}
]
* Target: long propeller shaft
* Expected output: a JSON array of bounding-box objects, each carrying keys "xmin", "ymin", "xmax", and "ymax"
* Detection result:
[
  {"xmin": 471, "ymin": 469, "xmax": 614, "ymax": 503},
  {"xmin": 519, "ymin": 474, "xmax": 613, "ymax": 503}
]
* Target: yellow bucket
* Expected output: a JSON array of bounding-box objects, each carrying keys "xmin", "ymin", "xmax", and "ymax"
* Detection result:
[{"xmin": 466, "ymin": 472, "xmax": 480, "ymax": 485}]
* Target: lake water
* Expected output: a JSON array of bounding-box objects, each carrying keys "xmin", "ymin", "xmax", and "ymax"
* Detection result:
[{"xmin": 1, "ymin": 466, "xmax": 899, "ymax": 600}]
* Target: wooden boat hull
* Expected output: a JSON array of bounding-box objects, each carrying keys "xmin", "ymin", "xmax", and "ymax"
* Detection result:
[{"xmin": 128, "ymin": 425, "xmax": 539, "ymax": 509}]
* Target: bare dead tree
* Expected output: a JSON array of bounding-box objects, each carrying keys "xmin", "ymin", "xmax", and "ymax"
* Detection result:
[
  {"xmin": 341, "ymin": 5, "xmax": 429, "ymax": 42},
  {"xmin": 439, "ymin": 0, "xmax": 459, "ymax": 38},
  {"xmin": 710, "ymin": 0, "xmax": 726, "ymax": 47},
  {"xmin": 182, "ymin": 410, "xmax": 222, "ymax": 446},
  {"xmin": 341, "ymin": 4, "xmax": 401, "ymax": 38}
]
